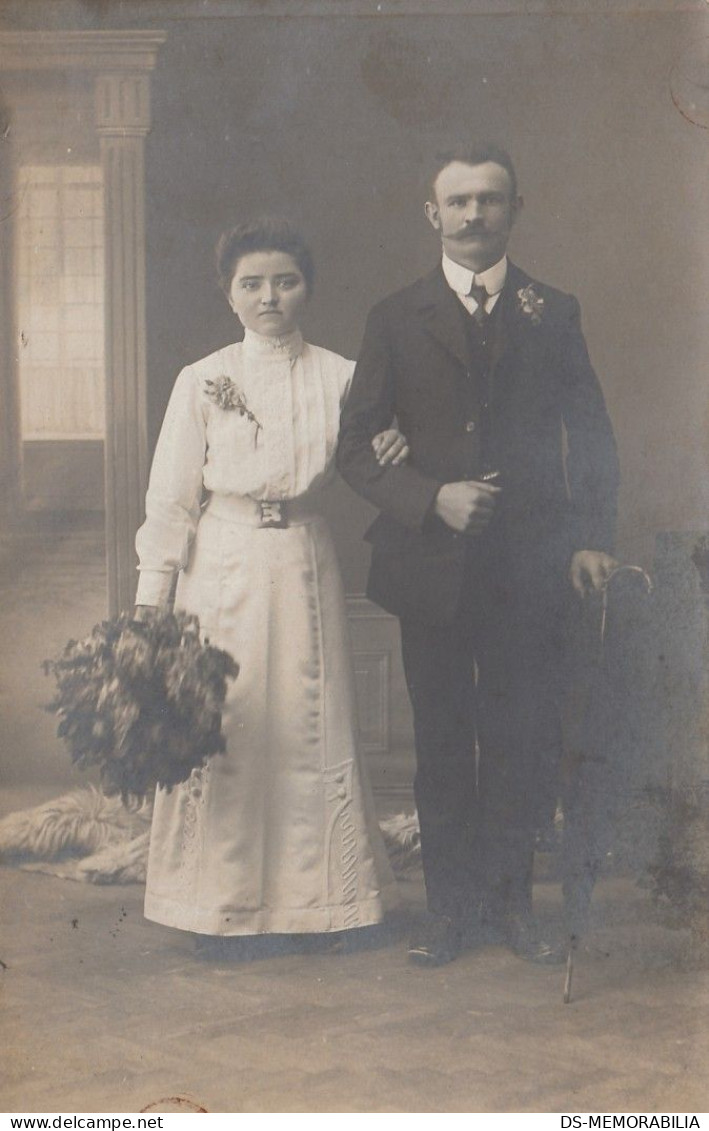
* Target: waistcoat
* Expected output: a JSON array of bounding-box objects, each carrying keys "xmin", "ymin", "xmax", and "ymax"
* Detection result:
[{"xmin": 458, "ymin": 298, "xmax": 503, "ymax": 476}]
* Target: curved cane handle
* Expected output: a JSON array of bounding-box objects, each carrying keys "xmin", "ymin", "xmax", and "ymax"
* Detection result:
[{"xmin": 600, "ymin": 565, "xmax": 654, "ymax": 646}]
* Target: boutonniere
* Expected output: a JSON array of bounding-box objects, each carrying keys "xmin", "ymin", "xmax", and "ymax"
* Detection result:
[
  {"xmin": 517, "ymin": 285, "xmax": 545, "ymax": 326},
  {"xmin": 204, "ymin": 376, "xmax": 262, "ymax": 444}
]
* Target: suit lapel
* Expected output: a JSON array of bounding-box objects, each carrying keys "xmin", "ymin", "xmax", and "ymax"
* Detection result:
[
  {"xmin": 415, "ymin": 267, "xmax": 470, "ymax": 373},
  {"xmin": 488, "ymin": 262, "xmax": 534, "ymax": 408},
  {"xmin": 412, "ymin": 262, "xmax": 537, "ymax": 395},
  {"xmin": 490, "ymin": 263, "xmax": 526, "ymax": 373}
]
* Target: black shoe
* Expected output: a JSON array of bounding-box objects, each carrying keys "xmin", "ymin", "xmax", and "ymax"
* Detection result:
[
  {"xmin": 505, "ymin": 916, "xmax": 566, "ymax": 965},
  {"xmin": 408, "ymin": 913, "xmax": 461, "ymax": 967}
]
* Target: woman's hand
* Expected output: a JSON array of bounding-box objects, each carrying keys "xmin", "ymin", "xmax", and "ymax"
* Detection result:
[{"xmin": 371, "ymin": 428, "xmax": 409, "ymax": 467}]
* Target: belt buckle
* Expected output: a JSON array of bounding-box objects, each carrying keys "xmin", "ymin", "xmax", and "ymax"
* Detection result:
[{"xmin": 259, "ymin": 500, "xmax": 288, "ymax": 528}]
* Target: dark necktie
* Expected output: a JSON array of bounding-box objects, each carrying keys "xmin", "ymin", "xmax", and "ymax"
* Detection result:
[{"xmin": 468, "ymin": 282, "xmax": 489, "ymax": 327}]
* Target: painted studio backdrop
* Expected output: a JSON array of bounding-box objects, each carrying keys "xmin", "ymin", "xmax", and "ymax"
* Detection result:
[{"xmin": 0, "ymin": 1, "xmax": 708, "ymax": 810}]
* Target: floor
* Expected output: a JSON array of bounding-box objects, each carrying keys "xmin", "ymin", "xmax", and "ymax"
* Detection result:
[
  {"xmin": 0, "ymin": 513, "xmax": 107, "ymax": 792},
  {"xmin": 2, "ymin": 520, "xmax": 709, "ymax": 1113},
  {"xmin": 1, "ymin": 860, "xmax": 707, "ymax": 1114}
]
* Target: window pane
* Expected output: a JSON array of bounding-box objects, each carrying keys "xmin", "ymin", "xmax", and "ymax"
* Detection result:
[
  {"xmin": 27, "ymin": 306, "xmax": 60, "ymax": 332},
  {"xmin": 65, "ymin": 332, "xmax": 101, "ymax": 363},
  {"xmin": 16, "ymin": 165, "xmax": 105, "ymax": 438},
  {"xmin": 29, "ymin": 332, "xmax": 61, "ymax": 363},
  {"xmin": 29, "ymin": 247, "xmax": 60, "ymax": 276},
  {"xmin": 29, "ymin": 185, "xmax": 60, "ymax": 219},
  {"xmin": 66, "ymin": 187, "xmax": 102, "ymax": 217},
  {"xmin": 63, "ymin": 276, "xmax": 99, "ymax": 304},
  {"xmin": 64, "ymin": 219, "xmax": 97, "ymax": 248},
  {"xmin": 64, "ymin": 246, "xmax": 96, "ymax": 276}
]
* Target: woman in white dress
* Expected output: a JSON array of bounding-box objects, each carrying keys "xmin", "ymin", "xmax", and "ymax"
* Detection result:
[{"xmin": 134, "ymin": 218, "xmax": 403, "ymax": 944}]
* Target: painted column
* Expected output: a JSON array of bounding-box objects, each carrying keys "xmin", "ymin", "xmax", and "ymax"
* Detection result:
[{"xmin": 95, "ymin": 71, "xmax": 152, "ymax": 613}]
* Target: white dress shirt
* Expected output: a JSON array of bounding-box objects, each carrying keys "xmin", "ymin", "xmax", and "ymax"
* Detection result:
[{"xmin": 441, "ymin": 251, "xmax": 508, "ymax": 316}]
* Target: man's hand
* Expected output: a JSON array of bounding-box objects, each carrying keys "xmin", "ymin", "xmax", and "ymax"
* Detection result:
[
  {"xmin": 371, "ymin": 428, "xmax": 409, "ymax": 467},
  {"xmin": 434, "ymin": 480, "xmax": 501, "ymax": 534},
  {"xmin": 569, "ymin": 550, "xmax": 619, "ymax": 597}
]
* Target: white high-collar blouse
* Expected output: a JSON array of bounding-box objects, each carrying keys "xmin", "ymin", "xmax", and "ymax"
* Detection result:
[{"xmin": 135, "ymin": 328, "xmax": 355, "ymax": 606}]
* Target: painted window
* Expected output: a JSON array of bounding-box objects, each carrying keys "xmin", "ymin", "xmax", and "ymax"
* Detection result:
[{"xmin": 16, "ymin": 165, "xmax": 105, "ymax": 440}]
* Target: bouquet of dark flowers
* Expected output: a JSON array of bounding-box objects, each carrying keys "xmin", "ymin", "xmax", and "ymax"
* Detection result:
[{"xmin": 43, "ymin": 609, "xmax": 238, "ymax": 801}]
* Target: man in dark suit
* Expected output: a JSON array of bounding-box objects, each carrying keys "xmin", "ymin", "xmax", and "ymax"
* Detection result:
[{"xmin": 337, "ymin": 143, "xmax": 620, "ymax": 966}]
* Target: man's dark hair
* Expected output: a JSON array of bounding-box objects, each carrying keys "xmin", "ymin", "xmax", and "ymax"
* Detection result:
[
  {"xmin": 216, "ymin": 217, "xmax": 315, "ymax": 296},
  {"xmin": 427, "ymin": 143, "xmax": 518, "ymax": 202}
]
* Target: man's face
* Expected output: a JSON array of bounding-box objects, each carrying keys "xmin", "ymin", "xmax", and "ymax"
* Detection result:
[{"xmin": 425, "ymin": 160, "xmax": 520, "ymax": 271}]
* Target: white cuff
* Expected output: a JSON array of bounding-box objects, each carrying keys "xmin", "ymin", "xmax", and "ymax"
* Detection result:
[{"xmin": 135, "ymin": 569, "xmax": 176, "ymax": 607}]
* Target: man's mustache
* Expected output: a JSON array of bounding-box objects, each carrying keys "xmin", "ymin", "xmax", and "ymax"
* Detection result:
[{"xmin": 455, "ymin": 223, "xmax": 489, "ymax": 239}]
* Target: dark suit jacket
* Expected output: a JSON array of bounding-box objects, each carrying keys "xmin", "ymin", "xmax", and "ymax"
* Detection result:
[{"xmin": 337, "ymin": 262, "xmax": 620, "ymax": 627}]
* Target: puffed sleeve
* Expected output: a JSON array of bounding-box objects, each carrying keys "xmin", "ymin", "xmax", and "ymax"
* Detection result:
[{"xmin": 135, "ymin": 365, "xmax": 209, "ymax": 606}]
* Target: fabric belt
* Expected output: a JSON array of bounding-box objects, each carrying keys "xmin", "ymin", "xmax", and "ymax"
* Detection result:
[{"xmin": 206, "ymin": 493, "xmax": 320, "ymax": 529}]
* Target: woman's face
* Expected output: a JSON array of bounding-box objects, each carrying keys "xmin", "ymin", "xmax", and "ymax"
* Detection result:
[{"xmin": 229, "ymin": 250, "xmax": 308, "ymax": 337}]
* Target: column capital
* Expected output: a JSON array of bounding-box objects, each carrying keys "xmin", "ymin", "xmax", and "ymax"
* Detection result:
[
  {"xmin": 0, "ymin": 30, "xmax": 166, "ymax": 73},
  {"xmin": 96, "ymin": 72, "xmax": 152, "ymax": 136}
]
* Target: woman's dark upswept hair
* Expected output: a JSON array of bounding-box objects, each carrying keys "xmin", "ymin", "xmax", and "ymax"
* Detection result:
[{"xmin": 216, "ymin": 217, "xmax": 315, "ymax": 296}]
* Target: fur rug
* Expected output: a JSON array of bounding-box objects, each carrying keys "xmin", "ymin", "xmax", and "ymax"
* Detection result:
[{"xmin": 0, "ymin": 787, "xmax": 421, "ymax": 884}]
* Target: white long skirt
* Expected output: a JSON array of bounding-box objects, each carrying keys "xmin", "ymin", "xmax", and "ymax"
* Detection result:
[{"xmin": 143, "ymin": 501, "xmax": 399, "ymax": 935}]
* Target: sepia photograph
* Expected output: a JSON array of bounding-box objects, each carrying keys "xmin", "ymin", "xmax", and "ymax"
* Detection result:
[{"xmin": 1, "ymin": 0, "xmax": 709, "ymax": 1115}]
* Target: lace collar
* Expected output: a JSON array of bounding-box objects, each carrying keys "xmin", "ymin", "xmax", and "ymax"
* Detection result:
[{"xmin": 242, "ymin": 327, "xmax": 304, "ymax": 362}]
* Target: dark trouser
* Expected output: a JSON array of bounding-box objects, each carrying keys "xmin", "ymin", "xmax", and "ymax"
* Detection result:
[{"xmin": 400, "ymin": 548, "xmax": 565, "ymax": 925}]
